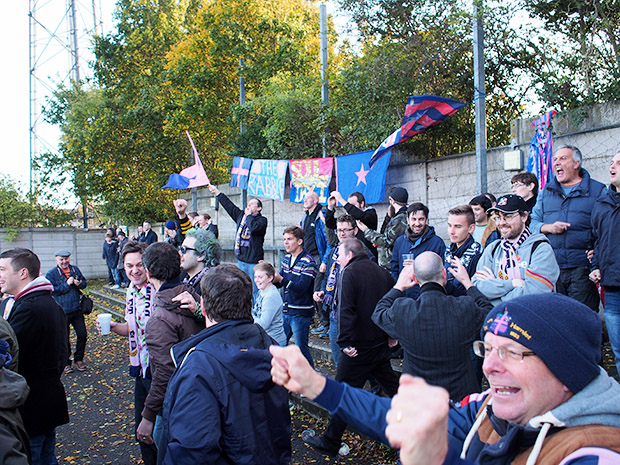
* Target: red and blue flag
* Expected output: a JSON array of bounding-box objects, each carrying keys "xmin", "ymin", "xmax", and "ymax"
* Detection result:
[
  {"xmin": 527, "ymin": 110, "xmax": 556, "ymax": 190},
  {"xmin": 369, "ymin": 95, "xmax": 466, "ymax": 168}
]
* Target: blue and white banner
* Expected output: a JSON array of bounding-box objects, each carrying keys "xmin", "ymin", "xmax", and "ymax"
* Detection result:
[{"xmin": 247, "ymin": 159, "xmax": 288, "ymax": 201}]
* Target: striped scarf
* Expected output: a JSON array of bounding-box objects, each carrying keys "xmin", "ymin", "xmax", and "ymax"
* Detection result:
[{"xmin": 498, "ymin": 227, "xmax": 531, "ymax": 280}]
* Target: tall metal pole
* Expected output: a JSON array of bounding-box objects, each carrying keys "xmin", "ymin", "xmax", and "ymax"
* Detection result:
[
  {"xmin": 28, "ymin": 0, "xmax": 37, "ymax": 196},
  {"xmin": 319, "ymin": 4, "xmax": 329, "ymax": 158},
  {"xmin": 473, "ymin": 0, "xmax": 487, "ymax": 194},
  {"xmin": 69, "ymin": 0, "xmax": 80, "ymax": 82},
  {"xmin": 240, "ymin": 58, "xmax": 247, "ymax": 208}
]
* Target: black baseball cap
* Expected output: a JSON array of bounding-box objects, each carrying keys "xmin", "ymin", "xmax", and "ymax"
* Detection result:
[{"xmin": 487, "ymin": 194, "xmax": 528, "ymax": 214}]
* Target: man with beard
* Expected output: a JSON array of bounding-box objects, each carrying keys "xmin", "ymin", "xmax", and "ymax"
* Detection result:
[
  {"xmin": 473, "ymin": 194, "xmax": 560, "ymax": 305},
  {"xmin": 391, "ymin": 202, "xmax": 445, "ymax": 299}
]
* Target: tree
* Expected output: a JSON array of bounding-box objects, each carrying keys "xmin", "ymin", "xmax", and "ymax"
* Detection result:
[
  {"xmin": 0, "ymin": 176, "xmax": 73, "ymax": 236},
  {"xmin": 522, "ymin": 0, "xmax": 620, "ymax": 109}
]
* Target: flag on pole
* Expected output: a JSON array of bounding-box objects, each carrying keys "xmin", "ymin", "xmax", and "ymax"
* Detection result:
[
  {"xmin": 527, "ymin": 110, "xmax": 556, "ymax": 190},
  {"xmin": 289, "ymin": 158, "xmax": 333, "ymax": 204},
  {"xmin": 229, "ymin": 157, "xmax": 253, "ymax": 190},
  {"xmin": 247, "ymin": 159, "xmax": 288, "ymax": 201},
  {"xmin": 335, "ymin": 150, "xmax": 391, "ymax": 204},
  {"xmin": 369, "ymin": 95, "xmax": 466, "ymax": 167},
  {"xmin": 162, "ymin": 131, "xmax": 210, "ymax": 189}
]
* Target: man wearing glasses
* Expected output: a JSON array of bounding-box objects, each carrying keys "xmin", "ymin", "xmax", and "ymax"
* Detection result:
[
  {"xmin": 179, "ymin": 227, "xmax": 222, "ymax": 295},
  {"xmin": 313, "ymin": 215, "xmax": 374, "ymax": 366},
  {"xmin": 472, "ymin": 194, "xmax": 559, "ymax": 305},
  {"xmin": 270, "ymin": 292, "xmax": 620, "ymax": 465}
]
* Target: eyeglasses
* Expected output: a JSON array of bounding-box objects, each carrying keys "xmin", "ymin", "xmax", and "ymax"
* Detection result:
[
  {"xmin": 179, "ymin": 245, "xmax": 197, "ymax": 255},
  {"xmin": 336, "ymin": 227, "xmax": 355, "ymax": 234},
  {"xmin": 511, "ymin": 182, "xmax": 525, "ymax": 188},
  {"xmin": 491, "ymin": 212, "xmax": 520, "ymax": 223},
  {"xmin": 473, "ymin": 340, "xmax": 536, "ymax": 362}
]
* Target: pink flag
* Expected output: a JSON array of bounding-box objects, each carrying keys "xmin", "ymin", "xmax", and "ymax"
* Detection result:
[{"xmin": 162, "ymin": 131, "xmax": 210, "ymax": 189}]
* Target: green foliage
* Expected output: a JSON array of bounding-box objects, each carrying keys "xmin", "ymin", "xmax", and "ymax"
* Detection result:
[
  {"xmin": 521, "ymin": 0, "xmax": 620, "ymax": 109},
  {"xmin": 0, "ymin": 176, "xmax": 73, "ymax": 239}
]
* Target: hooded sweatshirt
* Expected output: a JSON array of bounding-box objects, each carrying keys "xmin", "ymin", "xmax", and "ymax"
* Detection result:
[
  {"xmin": 309, "ymin": 368, "xmax": 620, "ymax": 465},
  {"xmin": 160, "ymin": 319, "xmax": 291, "ymax": 465}
]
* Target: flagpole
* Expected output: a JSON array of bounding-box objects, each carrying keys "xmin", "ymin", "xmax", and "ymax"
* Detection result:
[
  {"xmin": 240, "ymin": 58, "xmax": 247, "ymax": 208},
  {"xmin": 320, "ymin": 3, "xmax": 328, "ymax": 158},
  {"xmin": 473, "ymin": 0, "xmax": 487, "ymax": 194}
]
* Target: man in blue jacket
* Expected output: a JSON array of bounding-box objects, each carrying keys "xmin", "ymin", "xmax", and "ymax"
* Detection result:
[
  {"xmin": 391, "ymin": 202, "xmax": 445, "ymax": 299},
  {"xmin": 161, "ymin": 265, "xmax": 291, "ymax": 465},
  {"xmin": 590, "ymin": 151, "xmax": 620, "ymax": 366},
  {"xmin": 531, "ymin": 145, "xmax": 605, "ymax": 310},
  {"xmin": 271, "ymin": 293, "xmax": 620, "ymax": 465},
  {"xmin": 46, "ymin": 249, "xmax": 88, "ymax": 373}
]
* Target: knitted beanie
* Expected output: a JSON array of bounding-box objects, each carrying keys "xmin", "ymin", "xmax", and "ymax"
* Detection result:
[
  {"xmin": 481, "ymin": 293, "xmax": 601, "ymax": 394},
  {"xmin": 165, "ymin": 220, "xmax": 177, "ymax": 230}
]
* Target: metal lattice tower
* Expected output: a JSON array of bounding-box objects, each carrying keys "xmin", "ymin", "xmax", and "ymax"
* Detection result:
[{"xmin": 28, "ymin": 0, "xmax": 104, "ymax": 194}]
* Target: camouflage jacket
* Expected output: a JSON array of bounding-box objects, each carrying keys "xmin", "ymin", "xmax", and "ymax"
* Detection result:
[{"xmin": 363, "ymin": 208, "xmax": 408, "ymax": 269}]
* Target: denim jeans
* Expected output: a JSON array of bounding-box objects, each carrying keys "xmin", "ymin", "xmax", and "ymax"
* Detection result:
[
  {"xmin": 135, "ymin": 376, "xmax": 157, "ymax": 465},
  {"xmin": 283, "ymin": 314, "xmax": 314, "ymax": 368},
  {"xmin": 329, "ymin": 315, "xmax": 340, "ymax": 367},
  {"xmin": 154, "ymin": 414, "xmax": 164, "ymax": 465},
  {"xmin": 604, "ymin": 289, "xmax": 620, "ymax": 366},
  {"xmin": 237, "ymin": 260, "xmax": 258, "ymax": 296},
  {"xmin": 30, "ymin": 429, "xmax": 58, "ymax": 465},
  {"xmin": 108, "ymin": 266, "xmax": 121, "ymax": 286}
]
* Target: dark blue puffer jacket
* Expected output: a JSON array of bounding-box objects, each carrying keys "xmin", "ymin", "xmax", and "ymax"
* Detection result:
[
  {"xmin": 161, "ymin": 319, "xmax": 291, "ymax": 465},
  {"xmin": 45, "ymin": 265, "xmax": 87, "ymax": 314},
  {"xmin": 531, "ymin": 168, "xmax": 604, "ymax": 268},
  {"xmin": 591, "ymin": 185, "xmax": 620, "ymax": 288},
  {"xmin": 390, "ymin": 225, "xmax": 446, "ymax": 299}
]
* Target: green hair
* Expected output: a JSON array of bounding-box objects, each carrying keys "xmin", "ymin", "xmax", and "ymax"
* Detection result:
[{"xmin": 185, "ymin": 228, "xmax": 222, "ymax": 267}]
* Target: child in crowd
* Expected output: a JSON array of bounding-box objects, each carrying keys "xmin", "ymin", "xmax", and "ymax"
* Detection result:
[{"xmin": 252, "ymin": 263, "xmax": 286, "ymax": 346}]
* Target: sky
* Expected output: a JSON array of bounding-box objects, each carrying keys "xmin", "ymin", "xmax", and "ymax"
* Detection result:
[
  {"xmin": 0, "ymin": 1, "xmax": 349, "ymax": 199},
  {"xmin": 0, "ymin": 1, "xmax": 116, "ymax": 195}
]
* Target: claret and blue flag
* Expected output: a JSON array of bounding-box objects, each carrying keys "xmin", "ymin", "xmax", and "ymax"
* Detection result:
[
  {"xmin": 369, "ymin": 95, "xmax": 466, "ymax": 168},
  {"xmin": 335, "ymin": 150, "xmax": 391, "ymax": 204},
  {"xmin": 162, "ymin": 131, "xmax": 210, "ymax": 189}
]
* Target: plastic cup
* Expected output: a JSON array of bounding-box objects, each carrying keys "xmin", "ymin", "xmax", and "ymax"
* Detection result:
[
  {"xmin": 98, "ymin": 313, "xmax": 112, "ymax": 335},
  {"xmin": 402, "ymin": 253, "xmax": 415, "ymax": 267}
]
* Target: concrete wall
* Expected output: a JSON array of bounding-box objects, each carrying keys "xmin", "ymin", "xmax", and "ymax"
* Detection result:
[
  {"xmin": 194, "ymin": 102, "xmax": 620, "ymax": 245},
  {"xmin": 2, "ymin": 102, "xmax": 618, "ymax": 273},
  {"xmin": 0, "ymin": 228, "xmax": 111, "ymax": 278}
]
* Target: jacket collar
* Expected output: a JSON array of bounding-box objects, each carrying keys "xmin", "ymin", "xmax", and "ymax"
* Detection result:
[
  {"xmin": 419, "ymin": 281, "xmax": 446, "ymax": 295},
  {"xmin": 546, "ymin": 168, "xmax": 592, "ymax": 196}
]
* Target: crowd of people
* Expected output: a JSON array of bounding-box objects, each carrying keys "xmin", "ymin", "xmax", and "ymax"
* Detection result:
[{"xmin": 0, "ymin": 144, "xmax": 619, "ymax": 464}]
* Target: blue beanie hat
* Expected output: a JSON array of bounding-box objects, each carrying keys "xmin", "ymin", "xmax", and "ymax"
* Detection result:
[
  {"xmin": 481, "ymin": 293, "xmax": 601, "ymax": 394},
  {"xmin": 165, "ymin": 220, "xmax": 177, "ymax": 230}
]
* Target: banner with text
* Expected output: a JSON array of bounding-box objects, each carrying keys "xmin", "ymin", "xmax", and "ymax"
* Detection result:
[
  {"xmin": 289, "ymin": 158, "xmax": 333, "ymax": 204},
  {"xmin": 247, "ymin": 159, "xmax": 288, "ymax": 201}
]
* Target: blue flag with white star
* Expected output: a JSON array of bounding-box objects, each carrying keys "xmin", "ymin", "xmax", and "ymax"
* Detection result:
[{"xmin": 335, "ymin": 150, "xmax": 391, "ymax": 204}]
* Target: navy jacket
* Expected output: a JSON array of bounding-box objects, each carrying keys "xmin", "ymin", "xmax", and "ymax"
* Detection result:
[
  {"xmin": 391, "ymin": 226, "xmax": 446, "ymax": 299},
  {"xmin": 102, "ymin": 240, "xmax": 119, "ymax": 268},
  {"xmin": 161, "ymin": 319, "xmax": 291, "ymax": 465},
  {"xmin": 592, "ymin": 185, "xmax": 620, "ymax": 288},
  {"xmin": 531, "ymin": 168, "xmax": 604, "ymax": 268},
  {"xmin": 45, "ymin": 265, "xmax": 87, "ymax": 314}
]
